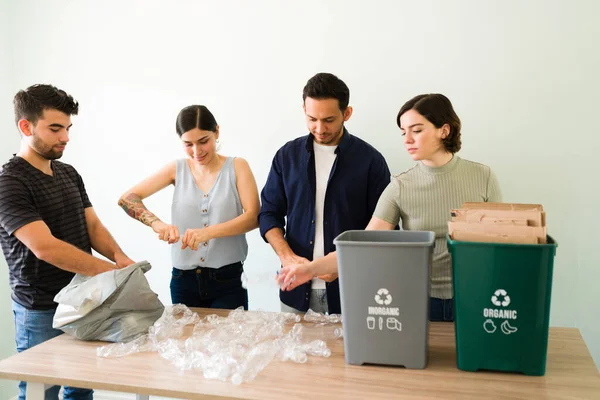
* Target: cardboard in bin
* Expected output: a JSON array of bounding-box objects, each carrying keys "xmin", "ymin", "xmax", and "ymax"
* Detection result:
[
  {"xmin": 451, "ymin": 231, "xmax": 538, "ymax": 244},
  {"xmin": 448, "ymin": 221, "xmax": 547, "ymax": 244},
  {"xmin": 449, "ymin": 203, "xmax": 547, "ymax": 245},
  {"xmin": 451, "ymin": 208, "xmax": 545, "ymax": 227},
  {"xmin": 334, "ymin": 230, "xmax": 435, "ymax": 369},
  {"xmin": 461, "ymin": 202, "xmax": 544, "ymax": 211}
]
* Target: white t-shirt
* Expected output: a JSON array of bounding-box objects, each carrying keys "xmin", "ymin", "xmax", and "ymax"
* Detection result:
[{"xmin": 311, "ymin": 142, "xmax": 338, "ymax": 289}]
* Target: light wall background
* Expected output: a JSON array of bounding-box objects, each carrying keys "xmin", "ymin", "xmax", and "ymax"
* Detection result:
[
  {"xmin": 0, "ymin": 0, "xmax": 598, "ymax": 395},
  {"xmin": 0, "ymin": 0, "xmax": 18, "ymax": 398}
]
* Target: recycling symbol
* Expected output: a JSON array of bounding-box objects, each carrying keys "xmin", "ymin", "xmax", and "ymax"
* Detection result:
[
  {"xmin": 491, "ymin": 289, "xmax": 511, "ymax": 307},
  {"xmin": 375, "ymin": 288, "xmax": 392, "ymax": 305}
]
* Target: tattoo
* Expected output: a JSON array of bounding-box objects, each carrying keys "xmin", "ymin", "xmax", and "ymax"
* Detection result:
[{"xmin": 118, "ymin": 193, "xmax": 159, "ymax": 227}]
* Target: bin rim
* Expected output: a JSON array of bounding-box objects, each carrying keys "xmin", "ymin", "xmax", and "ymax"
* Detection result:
[
  {"xmin": 334, "ymin": 230, "xmax": 436, "ymax": 247},
  {"xmin": 446, "ymin": 233, "xmax": 557, "ymax": 248}
]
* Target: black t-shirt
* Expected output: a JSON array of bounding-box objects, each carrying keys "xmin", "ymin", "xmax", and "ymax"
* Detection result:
[{"xmin": 0, "ymin": 156, "xmax": 92, "ymax": 309}]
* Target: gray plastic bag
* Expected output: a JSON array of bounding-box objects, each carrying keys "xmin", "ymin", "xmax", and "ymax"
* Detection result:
[{"xmin": 52, "ymin": 261, "xmax": 164, "ymax": 342}]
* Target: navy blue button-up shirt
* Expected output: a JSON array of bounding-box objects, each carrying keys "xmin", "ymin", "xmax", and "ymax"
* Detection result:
[{"xmin": 259, "ymin": 130, "xmax": 391, "ymax": 313}]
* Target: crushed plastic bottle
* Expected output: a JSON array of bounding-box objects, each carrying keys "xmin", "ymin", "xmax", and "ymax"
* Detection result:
[
  {"xmin": 303, "ymin": 322, "xmax": 344, "ymax": 340},
  {"xmin": 96, "ymin": 305, "xmax": 335, "ymax": 385},
  {"xmin": 304, "ymin": 308, "xmax": 342, "ymax": 324},
  {"xmin": 241, "ymin": 270, "xmax": 286, "ymax": 290},
  {"xmin": 149, "ymin": 304, "xmax": 201, "ymax": 341}
]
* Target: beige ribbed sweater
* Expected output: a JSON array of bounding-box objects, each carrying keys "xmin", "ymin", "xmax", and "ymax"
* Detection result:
[{"xmin": 373, "ymin": 156, "xmax": 502, "ymax": 299}]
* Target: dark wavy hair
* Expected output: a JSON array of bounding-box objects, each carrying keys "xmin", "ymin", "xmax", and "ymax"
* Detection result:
[
  {"xmin": 302, "ymin": 72, "xmax": 350, "ymax": 111},
  {"xmin": 397, "ymin": 93, "xmax": 462, "ymax": 153},
  {"xmin": 14, "ymin": 84, "xmax": 79, "ymax": 126}
]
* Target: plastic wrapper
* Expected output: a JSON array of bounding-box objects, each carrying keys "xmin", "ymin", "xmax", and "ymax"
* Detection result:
[{"xmin": 53, "ymin": 261, "xmax": 164, "ymax": 342}]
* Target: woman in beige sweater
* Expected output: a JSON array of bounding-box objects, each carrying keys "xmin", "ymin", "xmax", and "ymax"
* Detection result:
[{"xmin": 277, "ymin": 93, "xmax": 502, "ymax": 321}]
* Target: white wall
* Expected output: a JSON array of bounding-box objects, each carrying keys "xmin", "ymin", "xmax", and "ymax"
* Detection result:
[
  {"xmin": 0, "ymin": 0, "xmax": 18, "ymax": 397},
  {"xmin": 2, "ymin": 0, "xmax": 599, "ymax": 371}
]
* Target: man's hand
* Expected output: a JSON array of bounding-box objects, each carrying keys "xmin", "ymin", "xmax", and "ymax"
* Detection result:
[
  {"xmin": 279, "ymin": 253, "xmax": 310, "ymax": 268},
  {"xmin": 114, "ymin": 253, "xmax": 135, "ymax": 269}
]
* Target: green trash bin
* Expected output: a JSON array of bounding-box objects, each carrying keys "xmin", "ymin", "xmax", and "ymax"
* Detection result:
[{"xmin": 447, "ymin": 234, "xmax": 557, "ymax": 376}]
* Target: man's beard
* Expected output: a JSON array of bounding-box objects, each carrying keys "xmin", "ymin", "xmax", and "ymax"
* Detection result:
[{"xmin": 31, "ymin": 132, "xmax": 64, "ymax": 160}]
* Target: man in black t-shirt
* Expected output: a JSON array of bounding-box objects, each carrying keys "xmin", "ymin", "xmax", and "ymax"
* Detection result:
[{"xmin": 0, "ymin": 84, "xmax": 134, "ymax": 400}]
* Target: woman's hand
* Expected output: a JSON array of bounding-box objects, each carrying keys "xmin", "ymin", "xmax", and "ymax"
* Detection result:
[
  {"xmin": 276, "ymin": 263, "xmax": 315, "ymax": 291},
  {"xmin": 181, "ymin": 228, "xmax": 212, "ymax": 250},
  {"xmin": 151, "ymin": 221, "xmax": 180, "ymax": 244}
]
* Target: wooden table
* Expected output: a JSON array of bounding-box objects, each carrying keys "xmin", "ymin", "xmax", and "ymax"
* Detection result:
[{"xmin": 0, "ymin": 308, "xmax": 598, "ymax": 399}]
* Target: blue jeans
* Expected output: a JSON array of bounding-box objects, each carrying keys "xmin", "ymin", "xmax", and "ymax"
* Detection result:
[
  {"xmin": 429, "ymin": 297, "xmax": 454, "ymax": 322},
  {"xmin": 11, "ymin": 300, "xmax": 93, "ymax": 400},
  {"xmin": 170, "ymin": 261, "xmax": 248, "ymax": 309}
]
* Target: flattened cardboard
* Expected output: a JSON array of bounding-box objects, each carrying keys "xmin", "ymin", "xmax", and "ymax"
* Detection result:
[
  {"xmin": 478, "ymin": 217, "xmax": 529, "ymax": 226},
  {"xmin": 448, "ymin": 221, "xmax": 547, "ymax": 244},
  {"xmin": 452, "ymin": 231, "xmax": 539, "ymax": 244},
  {"xmin": 450, "ymin": 208, "xmax": 545, "ymax": 227},
  {"xmin": 461, "ymin": 202, "xmax": 544, "ymax": 211}
]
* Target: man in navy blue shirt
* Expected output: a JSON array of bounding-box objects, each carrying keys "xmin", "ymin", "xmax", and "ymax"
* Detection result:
[{"xmin": 258, "ymin": 73, "xmax": 390, "ymax": 314}]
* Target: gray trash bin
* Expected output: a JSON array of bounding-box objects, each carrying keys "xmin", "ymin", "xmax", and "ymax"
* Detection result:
[{"xmin": 334, "ymin": 230, "xmax": 435, "ymax": 369}]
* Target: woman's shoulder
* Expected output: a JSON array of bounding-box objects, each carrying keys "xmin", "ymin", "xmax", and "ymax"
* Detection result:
[
  {"xmin": 391, "ymin": 164, "xmax": 420, "ymax": 182},
  {"xmin": 230, "ymin": 156, "xmax": 251, "ymax": 171},
  {"xmin": 456, "ymin": 157, "xmax": 494, "ymax": 175},
  {"xmin": 173, "ymin": 158, "xmax": 187, "ymax": 167}
]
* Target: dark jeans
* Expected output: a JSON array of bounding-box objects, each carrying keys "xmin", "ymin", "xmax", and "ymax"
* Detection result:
[
  {"xmin": 170, "ymin": 261, "xmax": 248, "ymax": 310},
  {"xmin": 430, "ymin": 297, "xmax": 454, "ymax": 322},
  {"xmin": 12, "ymin": 300, "xmax": 93, "ymax": 400}
]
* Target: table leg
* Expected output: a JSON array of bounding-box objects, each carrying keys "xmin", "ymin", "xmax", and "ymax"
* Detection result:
[
  {"xmin": 136, "ymin": 394, "xmax": 149, "ymax": 400},
  {"xmin": 25, "ymin": 382, "xmax": 47, "ymax": 400}
]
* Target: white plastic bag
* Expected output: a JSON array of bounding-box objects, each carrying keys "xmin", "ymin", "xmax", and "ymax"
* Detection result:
[{"xmin": 53, "ymin": 261, "xmax": 164, "ymax": 342}]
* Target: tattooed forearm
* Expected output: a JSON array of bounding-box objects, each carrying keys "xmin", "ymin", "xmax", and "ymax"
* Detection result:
[{"xmin": 118, "ymin": 193, "xmax": 160, "ymax": 227}]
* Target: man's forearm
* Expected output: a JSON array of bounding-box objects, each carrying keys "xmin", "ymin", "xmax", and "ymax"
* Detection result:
[
  {"xmin": 39, "ymin": 239, "xmax": 115, "ymax": 276},
  {"xmin": 88, "ymin": 222, "xmax": 126, "ymax": 262},
  {"xmin": 264, "ymin": 227, "xmax": 293, "ymax": 258}
]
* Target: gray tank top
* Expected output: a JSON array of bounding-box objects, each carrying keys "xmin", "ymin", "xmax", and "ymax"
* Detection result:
[{"xmin": 171, "ymin": 157, "xmax": 248, "ymax": 269}]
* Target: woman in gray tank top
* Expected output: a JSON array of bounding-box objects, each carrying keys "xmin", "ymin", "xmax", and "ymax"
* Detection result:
[{"xmin": 118, "ymin": 105, "xmax": 260, "ymax": 310}]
